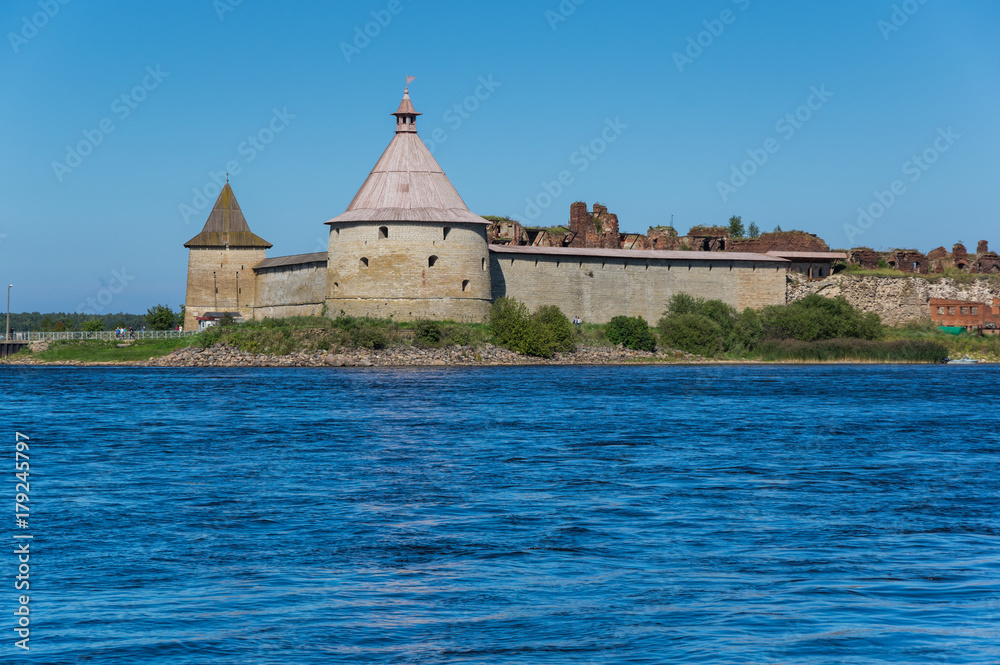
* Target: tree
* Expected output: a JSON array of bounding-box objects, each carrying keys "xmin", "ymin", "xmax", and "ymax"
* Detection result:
[
  {"xmin": 488, "ymin": 297, "xmax": 553, "ymax": 357},
  {"xmin": 773, "ymin": 225, "xmax": 783, "ymax": 233},
  {"xmin": 728, "ymin": 215, "xmax": 745, "ymax": 239},
  {"xmin": 531, "ymin": 305, "xmax": 576, "ymax": 354},
  {"xmin": 606, "ymin": 316, "xmax": 656, "ymax": 352},
  {"xmin": 747, "ymin": 222, "xmax": 760, "ymax": 239},
  {"xmin": 146, "ymin": 304, "xmax": 178, "ymax": 330},
  {"xmin": 659, "ymin": 313, "xmax": 722, "ymax": 357},
  {"xmin": 82, "ymin": 319, "xmax": 103, "ymax": 332}
]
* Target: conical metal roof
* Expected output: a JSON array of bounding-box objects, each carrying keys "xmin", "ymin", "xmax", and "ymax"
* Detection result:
[
  {"xmin": 185, "ymin": 183, "xmax": 272, "ymax": 248},
  {"xmin": 326, "ymin": 89, "xmax": 489, "ymax": 226}
]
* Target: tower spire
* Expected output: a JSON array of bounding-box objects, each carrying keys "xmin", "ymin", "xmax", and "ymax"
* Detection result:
[{"xmin": 392, "ymin": 84, "xmax": 421, "ymax": 133}]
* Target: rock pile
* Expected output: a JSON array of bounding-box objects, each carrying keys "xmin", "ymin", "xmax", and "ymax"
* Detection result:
[{"xmin": 144, "ymin": 343, "xmax": 689, "ymax": 368}]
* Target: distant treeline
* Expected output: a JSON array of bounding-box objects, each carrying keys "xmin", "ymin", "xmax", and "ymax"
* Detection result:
[{"xmin": 6, "ymin": 311, "xmax": 173, "ymax": 332}]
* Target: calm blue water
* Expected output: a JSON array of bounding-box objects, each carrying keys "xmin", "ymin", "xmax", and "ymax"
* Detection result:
[{"xmin": 2, "ymin": 365, "xmax": 999, "ymax": 664}]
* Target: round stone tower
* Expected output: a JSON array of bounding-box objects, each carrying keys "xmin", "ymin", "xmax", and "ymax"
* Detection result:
[{"xmin": 324, "ymin": 87, "xmax": 492, "ymax": 322}]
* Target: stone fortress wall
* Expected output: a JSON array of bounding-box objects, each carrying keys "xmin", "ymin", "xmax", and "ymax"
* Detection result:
[
  {"xmin": 491, "ymin": 249, "xmax": 786, "ymax": 324},
  {"xmin": 254, "ymin": 257, "xmax": 327, "ymax": 319}
]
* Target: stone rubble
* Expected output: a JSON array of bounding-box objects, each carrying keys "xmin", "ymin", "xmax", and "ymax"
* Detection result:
[
  {"xmin": 788, "ymin": 273, "xmax": 1000, "ymax": 327},
  {"xmin": 1, "ymin": 343, "xmax": 698, "ymax": 368}
]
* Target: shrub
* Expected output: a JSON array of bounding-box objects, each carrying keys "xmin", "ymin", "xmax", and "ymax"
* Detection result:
[
  {"xmin": 532, "ymin": 305, "xmax": 577, "ymax": 354},
  {"xmin": 489, "ymin": 297, "xmax": 553, "ymax": 358},
  {"xmin": 606, "ymin": 315, "xmax": 656, "ymax": 352},
  {"xmin": 198, "ymin": 325, "xmax": 222, "ymax": 348},
  {"xmin": 661, "ymin": 294, "xmax": 751, "ymax": 354},
  {"xmin": 440, "ymin": 324, "xmax": 473, "ymax": 347},
  {"xmin": 734, "ymin": 307, "xmax": 764, "ymax": 350},
  {"xmin": 659, "ymin": 313, "xmax": 722, "ymax": 356},
  {"xmin": 489, "ymin": 297, "xmax": 531, "ymax": 345},
  {"xmin": 762, "ymin": 295, "xmax": 882, "ymax": 342},
  {"xmin": 413, "ymin": 320, "xmax": 442, "ymax": 346}
]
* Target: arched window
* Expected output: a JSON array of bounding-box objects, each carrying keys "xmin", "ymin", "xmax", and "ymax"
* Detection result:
[
  {"xmin": 482, "ymin": 257, "xmax": 486, "ymax": 271},
  {"xmin": 428, "ymin": 255, "xmax": 438, "ymax": 267},
  {"xmin": 379, "ymin": 226, "xmax": 388, "ymax": 239},
  {"xmin": 360, "ymin": 257, "xmax": 369, "ymax": 268},
  {"xmin": 462, "ymin": 280, "xmax": 470, "ymax": 292},
  {"xmin": 443, "ymin": 227, "xmax": 451, "ymax": 240}
]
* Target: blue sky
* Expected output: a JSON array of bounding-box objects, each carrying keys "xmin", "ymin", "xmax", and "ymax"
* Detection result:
[{"xmin": 2, "ymin": 0, "xmax": 998, "ymax": 313}]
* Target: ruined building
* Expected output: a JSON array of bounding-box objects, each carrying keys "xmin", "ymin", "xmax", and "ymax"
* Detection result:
[{"xmin": 846, "ymin": 240, "xmax": 997, "ymax": 275}]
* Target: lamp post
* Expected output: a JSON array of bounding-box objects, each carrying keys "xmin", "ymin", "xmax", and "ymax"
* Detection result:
[{"xmin": 6, "ymin": 284, "xmax": 12, "ymax": 342}]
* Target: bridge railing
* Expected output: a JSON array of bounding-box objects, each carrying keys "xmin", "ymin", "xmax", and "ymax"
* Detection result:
[{"xmin": 0, "ymin": 331, "xmax": 199, "ymax": 342}]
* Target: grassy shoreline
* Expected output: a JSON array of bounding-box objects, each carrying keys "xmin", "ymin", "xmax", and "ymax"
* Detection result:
[{"xmin": 4, "ymin": 315, "xmax": 994, "ymax": 366}]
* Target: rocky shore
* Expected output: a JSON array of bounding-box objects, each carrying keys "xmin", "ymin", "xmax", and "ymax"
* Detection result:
[{"xmin": 2, "ymin": 343, "xmax": 695, "ymax": 368}]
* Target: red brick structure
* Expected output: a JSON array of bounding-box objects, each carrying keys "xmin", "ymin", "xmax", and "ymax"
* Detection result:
[
  {"xmin": 620, "ymin": 233, "xmax": 651, "ymax": 250},
  {"xmin": 487, "ymin": 218, "xmax": 527, "ymax": 245},
  {"xmin": 682, "ymin": 226, "xmax": 729, "ymax": 251},
  {"xmin": 953, "ymin": 243, "xmax": 969, "ymax": 269},
  {"xmin": 647, "ymin": 227, "xmax": 681, "ymax": 250},
  {"xmin": 731, "ymin": 230, "xmax": 829, "ymax": 254},
  {"xmin": 568, "ymin": 202, "xmax": 622, "ymax": 250},
  {"xmin": 889, "ymin": 249, "xmax": 929, "ymax": 274},
  {"xmin": 974, "ymin": 252, "xmax": 1000, "ymax": 274},
  {"xmin": 978, "ymin": 240, "xmax": 990, "ymax": 255},
  {"xmin": 930, "ymin": 298, "xmax": 1000, "ymax": 332},
  {"xmin": 849, "ymin": 248, "xmax": 880, "ymax": 270}
]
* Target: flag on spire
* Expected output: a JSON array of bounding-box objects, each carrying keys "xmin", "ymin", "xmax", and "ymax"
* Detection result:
[{"xmin": 406, "ymin": 75, "xmax": 417, "ymax": 85}]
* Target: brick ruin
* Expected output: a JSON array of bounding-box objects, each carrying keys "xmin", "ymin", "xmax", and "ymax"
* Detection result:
[
  {"xmin": 844, "ymin": 240, "xmax": 998, "ymax": 275},
  {"xmin": 848, "ymin": 248, "xmax": 880, "ymax": 270},
  {"xmin": 490, "ymin": 203, "xmax": 833, "ymax": 256},
  {"xmin": 487, "ymin": 202, "xmax": 996, "ymax": 276},
  {"xmin": 731, "ymin": 230, "xmax": 828, "ymax": 254},
  {"xmin": 888, "ymin": 250, "xmax": 930, "ymax": 274}
]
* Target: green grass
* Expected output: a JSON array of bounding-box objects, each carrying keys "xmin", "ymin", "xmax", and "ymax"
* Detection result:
[
  {"xmin": 841, "ymin": 264, "xmax": 1000, "ymax": 286},
  {"xmin": 26, "ymin": 338, "xmax": 196, "ymax": 363},
  {"xmin": 756, "ymin": 338, "xmax": 948, "ymax": 363},
  {"xmin": 885, "ymin": 320, "xmax": 1000, "ymax": 361},
  {"xmin": 16, "ymin": 314, "xmax": 995, "ymax": 364}
]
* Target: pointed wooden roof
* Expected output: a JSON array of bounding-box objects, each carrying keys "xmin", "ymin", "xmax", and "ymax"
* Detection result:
[
  {"xmin": 326, "ymin": 88, "xmax": 489, "ymax": 226},
  {"xmin": 185, "ymin": 183, "xmax": 272, "ymax": 248}
]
